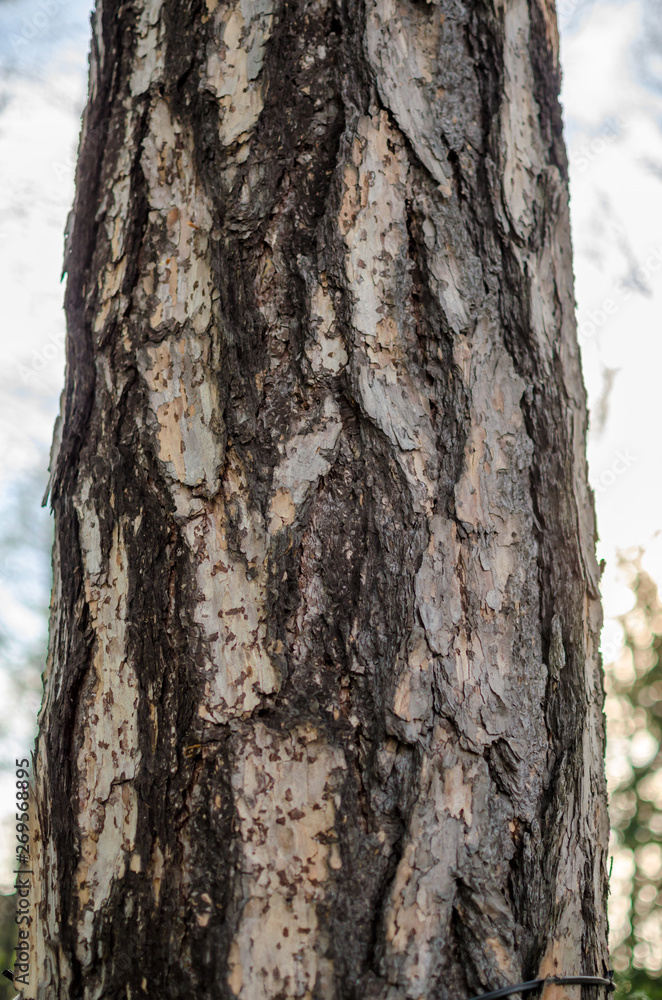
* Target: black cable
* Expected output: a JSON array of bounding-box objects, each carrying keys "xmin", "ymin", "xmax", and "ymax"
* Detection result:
[{"xmin": 467, "ymin": 975, "xmax": 616, "ymax": 1000}]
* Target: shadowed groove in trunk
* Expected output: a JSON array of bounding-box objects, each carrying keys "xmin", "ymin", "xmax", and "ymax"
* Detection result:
[{"xmin": 29, "ymin": 0, "xmax": 609, "ymax": 998}]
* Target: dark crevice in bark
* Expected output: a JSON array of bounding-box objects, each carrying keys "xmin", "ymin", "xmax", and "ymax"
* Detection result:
[
  {"xmin": 361, "ymin": 825, "xmax": 407, "ymax": 989},
  {"xmin": 404, "ymin": 193, "xmax": 471, "ymax": 517},
  {"xmin": 46, "ymin": 501, "xmax": 92, "ymax": 998},
  {"xmin": 527, "ymin": 0, "xmax": 567, "ymax": 181},
  {"xmin": 177, "ymin": 744, "xmax": 239, "ymax": 999},
  {"xmin": 337, "ymin": 741, "xmax": 419, "ymax": 1000},
  {"xmin": 449, "ymin": 893, "xmax": 480, "ymax": 997},
  {"xmin": 54, "ymin": 1, "xmax": 136, "ymax": 505}
]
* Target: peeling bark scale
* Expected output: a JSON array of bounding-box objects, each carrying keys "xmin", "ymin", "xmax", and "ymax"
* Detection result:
[{"xmin": 29, "ymin": 0, "xmax": 609, "ymax": 998}]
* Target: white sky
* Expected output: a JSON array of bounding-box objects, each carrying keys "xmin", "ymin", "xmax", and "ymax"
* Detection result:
[
  {"xmin": 0, "ymin": 0, "xmax": 660, "ymax": 889},
  {"xmin": 560, "ymin": 1, "xmax": 662, "ymax": 627}
]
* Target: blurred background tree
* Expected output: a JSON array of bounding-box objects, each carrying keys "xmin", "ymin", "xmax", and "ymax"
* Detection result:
[{"xmin": 607, "ymin": 560, "xmax": 662, "ymax": 998}]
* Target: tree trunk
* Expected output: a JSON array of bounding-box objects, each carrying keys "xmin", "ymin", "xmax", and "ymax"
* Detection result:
[{"xmin": 29, "ymin": 1, "xmax": 609, "ymax": 997}]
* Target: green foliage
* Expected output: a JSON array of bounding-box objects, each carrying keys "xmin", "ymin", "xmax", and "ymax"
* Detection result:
[
  {"xmin": 615, "ymin": 968, "xmax": 662, "ymax": 1000},
  {"xmin": 608, "ymin": 568, "xmax": 662, "ymax": 981}
]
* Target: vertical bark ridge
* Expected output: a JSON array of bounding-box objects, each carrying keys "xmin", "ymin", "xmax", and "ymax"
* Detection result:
[{"xmin": 30, "ymin": 0, "xmax": 609, "ymax": 998}]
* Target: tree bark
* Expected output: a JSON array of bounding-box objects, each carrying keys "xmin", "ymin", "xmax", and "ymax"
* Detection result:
[{"xmin": 29, "ymin": 1, "xmax": 609, "ymax": 998}]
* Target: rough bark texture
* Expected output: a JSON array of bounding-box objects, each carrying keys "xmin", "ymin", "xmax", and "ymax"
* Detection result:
[{"xmin": 30, "ymin": 1, "xmax": 609, "ymax": 998}]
